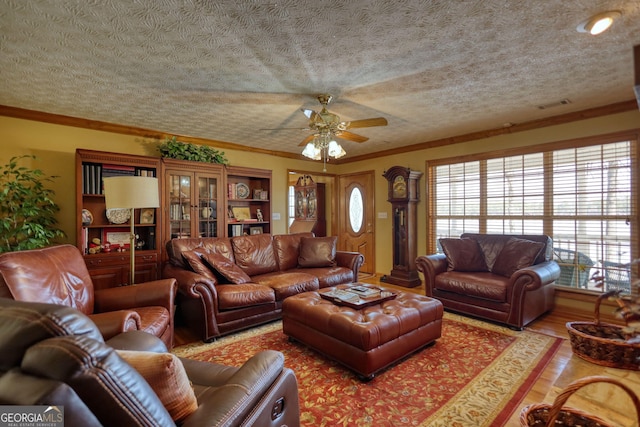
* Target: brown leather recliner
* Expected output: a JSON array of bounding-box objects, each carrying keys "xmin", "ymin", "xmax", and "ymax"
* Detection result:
[
  {"xmin": 0, "ymin": 244, "xmax": 177, "ymax": 348},
  {"xmin": 0, "ymin": 298, "xmax": 300, "ymax": 427}
]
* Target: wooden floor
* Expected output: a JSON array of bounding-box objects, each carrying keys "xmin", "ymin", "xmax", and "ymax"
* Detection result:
[{"xmin": 174, "ymin": 278, "xmax": 637, "ymax": 426}]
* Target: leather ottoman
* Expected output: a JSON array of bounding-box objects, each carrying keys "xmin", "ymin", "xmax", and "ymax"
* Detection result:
[{"xmin": 282, "ymin": 285, "xmax": 444, "ymax": 380}]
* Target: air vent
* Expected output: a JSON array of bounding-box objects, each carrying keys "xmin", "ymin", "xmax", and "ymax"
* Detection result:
[{"xmin": 537, "ymin": 99, "xmax": 571, "ymax": 110}]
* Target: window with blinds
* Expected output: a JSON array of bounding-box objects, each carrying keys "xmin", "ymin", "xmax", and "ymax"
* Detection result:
[{"xmin": 428, "ymin": 138, "xmax": 638, "ymax": 294}]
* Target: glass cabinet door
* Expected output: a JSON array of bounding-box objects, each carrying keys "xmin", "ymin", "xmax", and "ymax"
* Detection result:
[
  {"xmin": 168, "ymin": 173, "xmax": 192, "ymax": 238},
  {"xmin": 197, "ymin": 175, "xmax": 219, "ymax": 237}
]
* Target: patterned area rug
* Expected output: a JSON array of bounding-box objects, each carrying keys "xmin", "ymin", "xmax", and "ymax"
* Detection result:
[{"xmin": 173, "ymin": 312, "xmax": 562, "ymax": 426}]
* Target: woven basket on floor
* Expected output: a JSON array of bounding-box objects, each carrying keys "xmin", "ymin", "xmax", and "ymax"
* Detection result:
[
  {"xmin": 566, "ymin": 291, "xmax": 640, "ymax": 370},
  {"xmin": 520, "ymin": 375, "xmax": 639, "ymax": 426}
]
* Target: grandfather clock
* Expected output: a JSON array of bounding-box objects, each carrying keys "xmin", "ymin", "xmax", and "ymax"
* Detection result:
[{"xmin": 382, "ymin": 166, "xmax": 423, "ymax": 288}]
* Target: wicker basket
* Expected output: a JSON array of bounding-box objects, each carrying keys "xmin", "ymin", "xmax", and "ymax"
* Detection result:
[
  {"xmin": 566, "ymin": 292, "xmax": 640, "ymax": 370},
  {"xmin": 520, "ymin": 375, "xmax": 639, "ymax": 426}
]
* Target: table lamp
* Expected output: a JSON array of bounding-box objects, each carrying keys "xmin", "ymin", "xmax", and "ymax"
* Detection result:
[{"xmin": 103, "ymin": 176, "xmax": 159, "ymax": 285}]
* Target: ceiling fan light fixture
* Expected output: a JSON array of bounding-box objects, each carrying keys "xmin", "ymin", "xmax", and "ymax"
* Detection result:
[
  {"xmin": 327, "ymin": 140, "xmax": 346, "ymax": 158},
  {"xmin": 577, "ymin": 11, "xmax": 621, "ymax": 35},
  {"xmin": 302, "ymin": 142, "xmax": 321, "ymax": 160}
]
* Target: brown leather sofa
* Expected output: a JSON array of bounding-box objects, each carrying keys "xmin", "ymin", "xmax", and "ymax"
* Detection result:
[
  {"xmin": 0, "ymin": 244, "xmax": 177, "ymax": 348},
  {"xmin": 415, "ymin": 233, "xmax": 560, "ymax": 329},
  {"xmin": 0, "ymin": 297, "xmax": 300, "ymax": 427},
  {"xmin": 164, "ymin": 232, "xmax": 364, "ymax": 341}
]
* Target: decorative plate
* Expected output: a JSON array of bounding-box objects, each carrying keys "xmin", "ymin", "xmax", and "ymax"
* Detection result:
[
  {"xmin": 235, "ymin": 182, "xmax": 250, "ymax": 199},
  {"xmin": 106, "ymin": 208, "xmax": 131, "ymax": 224},
  {"xmin": 81, "ymin": 209, "xmax": 93, "ymax": 226}
]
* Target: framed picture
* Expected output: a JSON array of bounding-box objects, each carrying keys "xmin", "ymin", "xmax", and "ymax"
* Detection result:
[
  {"xmin": 103, "ymin": 228, "xmax": 131, "ymax": 247},
  {"xmin": 140, "ymin": 208, "xmax": 155, "ymax": 224},
  {"xmin": 250, "ymin": 226, "xmax": 263, "ymax": 235},
  {"xmin": 260, "ymin": 190, "xmax": 268, "ymax": 200},
  {"xmin": 231, "ymin": 206, "xmax": 251, "ymax": 221},
  {"xmin": 253, "ymin": 189, "xmax": 262, "ymax": 199}
]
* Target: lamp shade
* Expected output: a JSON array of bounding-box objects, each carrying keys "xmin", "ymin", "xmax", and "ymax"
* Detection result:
[{"xmin": 103, "ymin": 176, "xmax": 160, "ymax": 209}]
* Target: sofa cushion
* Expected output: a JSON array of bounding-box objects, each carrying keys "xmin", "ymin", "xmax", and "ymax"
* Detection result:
[
  {"xmin": 252, "ymin": 272, "xmax": 319, "ymax": 300},
  {"xmin": 201, "ymin": 252, "xmax": 252, "ymax": 284},
  {"xmin": 231, "ymin": 234, "xmax": 278, "ymax": 276},
  {"xmin": 439, "ymin": 238, "xmax": 488, "ymax": 272},
  {"xmin": 297, "ymin": 266, "xmax": 355, "ymax": 288},
  {"xmin": 298, "ymin": 236, "xmax": 337, "ymax": 268},
  {"xmin": 166, "ymin": 237, "xmax": 234, "ymax": 269},
  {"xmin": 182, "ymin": 250, "xmax": 216, "ymax": 279},
  {"xmin": 216, "ymin": 284, "xmax": 276, "ymax": 310},
  {"xmin": 273, "ymin": 232, "xmax": 314, "ymax": 271},
  {"xmin": 117, "ymin": 350, "xmax": 198, "ymax": 423},
  {"xmin": 491, "ymin": 237, "xmax": 545, "ymax": 277},
  {"xmin": 435, "ymin": 271, "xmax": 509, "ymax": 302}
]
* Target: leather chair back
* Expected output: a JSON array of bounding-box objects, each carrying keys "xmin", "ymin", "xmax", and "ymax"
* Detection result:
[
  {"xmin": 0, "ymin": 298, "xmax": 173, "ymax": 426},
  {"xmin": 0, "ymin": 245, "xmax": 94, "ymax": 314}
]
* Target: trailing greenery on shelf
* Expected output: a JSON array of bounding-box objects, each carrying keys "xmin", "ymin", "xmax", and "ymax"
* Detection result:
[
  {"xmin": 0, "ymin": 155, "xmax": 66, "ymax": 253},
  {"xmin": 158, "ymin": 136, "xmax": 229, "ymax": 165}
]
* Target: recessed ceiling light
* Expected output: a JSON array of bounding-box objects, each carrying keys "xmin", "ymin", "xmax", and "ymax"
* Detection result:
[{"xmin": 577, "ymin": 11, "xmax": 621, "ymax": 35}]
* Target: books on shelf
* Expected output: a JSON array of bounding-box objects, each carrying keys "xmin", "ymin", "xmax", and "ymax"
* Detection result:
[
  {"xmin": 82, "ymin": 163, "xmax": 156, "ymax": 195},
  {"xmin": 230, "ymin": 224, "xmax": 244, "ymax": 237}
]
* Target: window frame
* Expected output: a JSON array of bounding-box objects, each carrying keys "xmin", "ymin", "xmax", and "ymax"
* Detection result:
[{"xmin": 426, "ymin": 129, "xmax": 639, "ymax": 295}]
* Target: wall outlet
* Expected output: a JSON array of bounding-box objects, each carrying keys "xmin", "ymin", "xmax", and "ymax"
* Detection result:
[{"xmin": 378, "ymin": 212, "xmax": 388, "ymax": 219}]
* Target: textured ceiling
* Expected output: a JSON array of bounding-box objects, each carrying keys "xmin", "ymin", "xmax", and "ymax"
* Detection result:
[{"xmin": 1, "ymin": 0, "xmax": 640, "ymax": 160}]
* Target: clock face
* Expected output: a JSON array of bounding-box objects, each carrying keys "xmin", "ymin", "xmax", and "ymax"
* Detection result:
[{"xmin": 393, "ymin": 176, "xmax": 407, "ymax": 198}]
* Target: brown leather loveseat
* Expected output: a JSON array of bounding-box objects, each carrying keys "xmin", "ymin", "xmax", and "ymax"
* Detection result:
[
  {"xmin": 416, "ymin": 233, "xmax": 560, "ymax": 329},
  {"xmin": 0, "ymin": 297, "xmax": 300, "ymax": 427},
  {"xmin": 164, "ymin": 232, "xmax": 364, "ymax": 341},
  {"xmin": 0, "ymin": 244, "xmax": 177, "ymax": 348}
]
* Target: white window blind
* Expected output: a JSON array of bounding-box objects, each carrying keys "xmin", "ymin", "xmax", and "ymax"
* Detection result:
[{"xmin": 428, "ymin": 139, "xmax": 637, "ymax": 294}]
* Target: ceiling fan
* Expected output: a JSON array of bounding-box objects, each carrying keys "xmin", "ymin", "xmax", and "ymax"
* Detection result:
[{"xmin": 297, "ymin": 94, "xmax": 388, "ymax": 147}]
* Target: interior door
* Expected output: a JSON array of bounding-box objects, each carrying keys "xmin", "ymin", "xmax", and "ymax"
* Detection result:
[{"xmin": 338, "ymin": 171, "xmax": 375, "ymax": 276}]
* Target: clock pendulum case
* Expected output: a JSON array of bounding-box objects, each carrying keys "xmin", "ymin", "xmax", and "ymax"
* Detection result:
[{"xmin": 382, "ymin": 166, "xmax": 423, "ymax": 287}]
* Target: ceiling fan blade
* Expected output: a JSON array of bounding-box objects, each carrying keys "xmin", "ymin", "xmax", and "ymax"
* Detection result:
[
  {"xmin": 343, "ymin": 117, "xmax": 388, "ymax": 129},
  {"xmin": 301, "ymin": 108, "xmax": 322, "ymax": 123},
  {"xmin": 337, "ymin": 131, "xmax": 369, "ymax": 143},
  {"xmin": 298, "ymin": 134, "xmax": 316, "ymax": 146},
  {"xmin": 259, "ymin": 127, "xmax": 309, "ymax": 131}
]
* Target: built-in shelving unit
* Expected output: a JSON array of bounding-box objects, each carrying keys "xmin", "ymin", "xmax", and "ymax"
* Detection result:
[
  {"xmin": 76, "ymin": 150, "xmax": 274, "ymax": 287},
  {"xmin": 161, "ymin": 158, "xmax": 224, "ymax": 245},
  {"xmin": 75, "ymin": 149, "xmax": 161, "ymax": 289},
  {"xmin": 225, "ymin": 165, "xmax": 272, "ymax": 236}
]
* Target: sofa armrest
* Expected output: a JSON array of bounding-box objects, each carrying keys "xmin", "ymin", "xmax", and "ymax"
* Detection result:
[
  {"xmin": 94, "ymin": 279, "xmax": 177, "ymax": 314},
  {"xmin": 510, "ymin": 260, "xmax": 561, "ymax": 291},
  {"xmin": 162, "ymin": 264, "xmax": 219, "ymax": 300},
  {"xmin": 180, "ymin": 350, "xmax": 292, "ymax": 427},
  {"xmin": 88, "ymin": 311, "xmax": 141, "ymax": 341},
  {"xmin": 106, "ymin": 330, "xmax": 168, "ymax": 353},
  {"xmin": 335, "ymin": 251, "xmax": 364, "ymax": 278},
  {"xmin": 416, "ymin": 254, "xmax": 448, "ymax": 295}
]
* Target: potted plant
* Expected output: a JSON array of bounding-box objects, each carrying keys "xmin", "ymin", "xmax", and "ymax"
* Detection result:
[
  {"xmin": 0, "ymin": 155, "xmax": 66, "ymax": 252},
  {"xmin": 158, "ymin": 136, "xmax": 229, "ymax": 165}
]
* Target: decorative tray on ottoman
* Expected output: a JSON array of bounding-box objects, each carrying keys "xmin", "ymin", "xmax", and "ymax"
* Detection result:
[{"xmin": 320, "ymin": 285, "xmax": 397, "ymax": 309}]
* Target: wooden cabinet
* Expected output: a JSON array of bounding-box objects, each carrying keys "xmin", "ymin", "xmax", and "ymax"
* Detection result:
[
  {"xmin": 76, "ymin": 149, "xmax": 161, "ymax": 287},
  {"xmin": 290, "ymin": 175, "xmax": 326, "ymax": 236},
  {"xmin": 84, "ymin": 253, "xmax": 158, "ymax": 290},
  {"xmin": 77, "ymin": 151, "xmax": 273, "ymax": 285},
  {"xmin": 161, "ymin": 159, "xmax": 224, "ymax": 243},
  {"xmin": 226, "ymin": 166, "xmax": 272, "ymax": 236}
]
